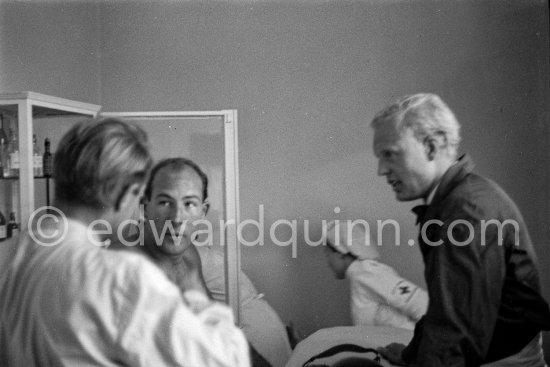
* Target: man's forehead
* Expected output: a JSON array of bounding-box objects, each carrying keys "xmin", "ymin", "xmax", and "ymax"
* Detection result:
[
  {"xmin": 373, "ymin": 123, "xmax": 402, "ymax": 146},
  {"xmin": 151, "ymin": 166, "xmax": 203, "ymax": 192}
]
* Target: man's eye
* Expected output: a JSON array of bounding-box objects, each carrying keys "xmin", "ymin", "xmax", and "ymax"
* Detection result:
[
  {"xmin": 185, "ymin": 201, "xmax": 199, "ymax": 209},
  {"xmin": 384, "ymin": 151, "xmax": 395, "ymax": 159}
]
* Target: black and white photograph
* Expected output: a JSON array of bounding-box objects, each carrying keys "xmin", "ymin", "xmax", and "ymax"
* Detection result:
[{"xmin": 0, "ymin": 1, "xmax": 549, "ymax": 366}]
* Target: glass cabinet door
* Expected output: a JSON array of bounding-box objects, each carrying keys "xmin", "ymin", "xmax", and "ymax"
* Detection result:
[
  {"xmin": 0, "ymin": 107, "xmax": 20, "ymax": 245},
  {"xmin": 0, "ymin": 92, "xmax": 100, "ymax": 237}
]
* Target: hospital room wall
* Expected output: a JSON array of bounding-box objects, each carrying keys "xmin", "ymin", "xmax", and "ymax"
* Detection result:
[
  {"xmin": 0, "ymin": 2, "xmax": 101, "ymax": 104},
  {"xmin": 1, "ymin": 0, "xmax": 549, "ymax": 355}
]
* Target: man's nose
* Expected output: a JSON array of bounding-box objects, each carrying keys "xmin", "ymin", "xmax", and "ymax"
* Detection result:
[
  {"xmin": 173, "ymin": 204, "xmax": 188, "ymax": 223},
  {"xmin": 377, "ymin": 160, "xmax": 389, "ymax": 176}
]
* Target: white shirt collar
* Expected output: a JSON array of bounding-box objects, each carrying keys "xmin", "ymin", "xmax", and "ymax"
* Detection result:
[{"xmin": 425, "ymin": 183, "xmax": 439, "ymax": 205}]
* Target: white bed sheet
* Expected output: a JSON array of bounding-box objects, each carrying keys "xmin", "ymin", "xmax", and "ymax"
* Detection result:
[{"xmin": 285, "ymin": 325, "xmax": 413, "ymax": 367}]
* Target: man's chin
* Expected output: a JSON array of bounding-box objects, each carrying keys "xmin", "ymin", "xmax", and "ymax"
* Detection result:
[
  {"xmin": 395, "ymin": 192, "xmax": 415, "ymax": 202},
  {"xmin": 154, "ymin": 238, "xmax": 191, "ymax": 255},
  {"xmin": 395, "ymin": 192, "xmax": 406, "ymax": 201}
]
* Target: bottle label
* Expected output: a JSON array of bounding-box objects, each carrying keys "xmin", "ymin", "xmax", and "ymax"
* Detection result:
[
  {"xmin": 43, "ymin": 156, "xmax": 53, "ymax": 176},
  {"xmin": 34, "ymin": 155, "xmax": 43, "ymax": 176},
  {"xmin": 0, "ymin": 225, "xmax": 6, "ymax": 240}
]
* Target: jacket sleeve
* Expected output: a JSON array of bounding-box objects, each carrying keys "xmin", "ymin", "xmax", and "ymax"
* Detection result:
[{"xmin": 407, "ymin": 199, "xmax": 506, "ymax": 367}]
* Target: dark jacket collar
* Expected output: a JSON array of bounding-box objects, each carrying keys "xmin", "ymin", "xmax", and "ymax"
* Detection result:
[
  {"xmin": 430, "ymin": 154, "xmax": 474, "ymax": 208},
  {"xmin": 412, "ymin": 154, "xmax": 474, "ymax": 225}
]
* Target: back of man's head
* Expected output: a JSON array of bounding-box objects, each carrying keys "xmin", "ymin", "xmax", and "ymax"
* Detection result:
[
  {"xmin": 371, "ymin": 93, "xmax": 461, "ymax": 157},
  {"xmin": 54, "ymin": 117, "xmax": 153, "ymax": 210}
]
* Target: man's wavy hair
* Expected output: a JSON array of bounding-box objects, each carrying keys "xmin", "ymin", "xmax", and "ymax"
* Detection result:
[
  {"xmin": 54, "ymin": 117, "xmax": 153, "ymax": 210},
  {"xmin": 371, "ymin": 93, "xmax": 461, "ymax": 157}
]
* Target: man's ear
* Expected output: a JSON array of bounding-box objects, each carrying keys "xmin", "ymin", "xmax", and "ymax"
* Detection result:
[
  {"xmin": 424, "ymin": 133, "xmax": 446, "ymax": 161},
  {"xmin": 139, "ymin": 194, "xmax": 149, "ymax": 220},
  {"xmin": 116, "ymin": 183, "xmax": 144, "ymax": 212},
  {"xmin": 202, "ymin": 199, "xmax": 210, "ymax": 217}
]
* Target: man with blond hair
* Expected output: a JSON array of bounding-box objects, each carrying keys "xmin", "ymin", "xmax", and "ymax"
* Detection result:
[{"xmin": 372, "ymin": 94, "xmax": 550, "ymax": 366}]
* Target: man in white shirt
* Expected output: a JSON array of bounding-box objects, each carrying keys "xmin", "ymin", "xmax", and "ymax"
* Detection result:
[{"xmin": 0, "ymin": 117, "xmax": 250, "ymax": 367}]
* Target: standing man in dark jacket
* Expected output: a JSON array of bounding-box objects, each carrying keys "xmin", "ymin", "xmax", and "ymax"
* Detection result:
[{"xmin": 372, "ymin": 93, "xmax": 550, "ymax": 366}]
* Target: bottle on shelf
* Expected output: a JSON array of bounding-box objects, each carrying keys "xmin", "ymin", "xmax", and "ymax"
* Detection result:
[
  {"xmin": 0, "ymin": 114, "xmax": 7, "ymax": 150},
  {"xmin": 3, "ymin": 129, "xmax": 12, "ymax": 178},
  {"xmin": 7, "ymin": 211, "xmax": 18, "ymax": 239},
  {"xmin": 33, "ymin": 134, "xmax": 43, "ymax": 177},
  {"xmin": 0, "ymin": 209, "xmax": 6, "ymax": 242},
  {"xmin": 0, "ymin": 138, "xmax": 5, "ymax": 179},
  {"xmin": 2, "ymin": 138, "xmax": 8, "ymax": 178},
  {"xmin": 7, "ymin": 127, "xmax": 19, "ymax": 178},
  {"xmin": 0, "ymin": 114, "xmax": 6, "ymax": 178},
  {"xmin": 43, "ymin": 138, "xmax": 53, "ymax": 177}
]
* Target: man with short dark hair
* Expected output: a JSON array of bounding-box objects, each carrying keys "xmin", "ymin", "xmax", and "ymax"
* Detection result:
[
  {"xmin": 111, "ymin": 157, "xmax": 292, "ymax": 367},
  {"xmin": 373, "ymin": 94, "xmax": 550, "ymax": 366}
]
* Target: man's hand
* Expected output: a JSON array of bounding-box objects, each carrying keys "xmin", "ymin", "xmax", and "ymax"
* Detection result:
[{"xmin": 377, "ymin": 343, "xmax": 406, "ymax": 366}]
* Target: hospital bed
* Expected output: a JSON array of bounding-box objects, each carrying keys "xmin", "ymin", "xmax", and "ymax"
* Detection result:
[{"xmin": 285, "ymin": 325, "xmax": 413, "ymax": 367}]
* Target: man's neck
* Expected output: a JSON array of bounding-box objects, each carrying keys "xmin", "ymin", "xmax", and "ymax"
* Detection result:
[
  {"xmin": 423, "ymin": 156, "xmax": 457, "ymax": 203},
  {"xmin": 53, "ymin": 200, "xmax": 111, "ymax": 243}
]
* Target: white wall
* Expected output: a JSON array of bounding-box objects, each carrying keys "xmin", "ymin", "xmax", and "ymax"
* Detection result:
[{"xmin": 0, "ymin": 1, "xmax": 101, "ymax": 103}]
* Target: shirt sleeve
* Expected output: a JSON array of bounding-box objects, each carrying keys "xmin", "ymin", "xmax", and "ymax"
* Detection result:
[
  {"xmin": 355, "ymin": 260, "xmax": 429, "ymax": 322},
  {"xmin": 115, "ymin": 257, "xmax": 250, "ymax": 367},
  {"xmin": 407, "ymin": 200, "xmax": 506, "ymax": 367}
]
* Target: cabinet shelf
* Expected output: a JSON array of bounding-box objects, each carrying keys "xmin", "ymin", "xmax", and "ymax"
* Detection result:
[{"xmin": 0, "ymin": 176, "xmax": 52, "ymax": 180}]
